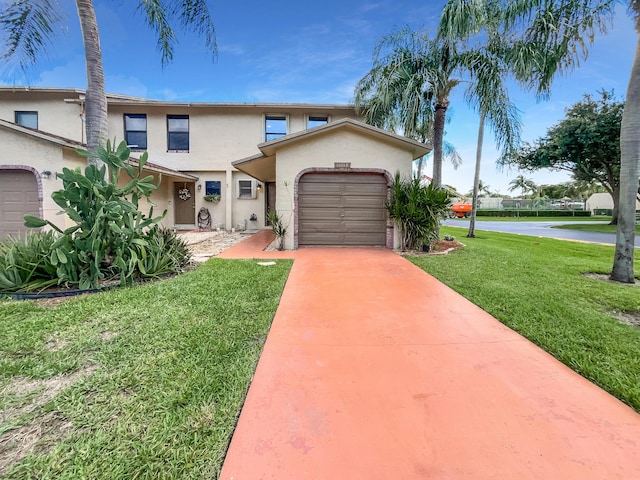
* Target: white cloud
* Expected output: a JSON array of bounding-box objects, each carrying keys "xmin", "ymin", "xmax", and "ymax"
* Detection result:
[
  {"xmin": 105, "ymin": 75, "xmax": 148, "ymax": 98},
  {"xmin": 36, "ymin": 55, "xmax": 86, "ymax": 88}
]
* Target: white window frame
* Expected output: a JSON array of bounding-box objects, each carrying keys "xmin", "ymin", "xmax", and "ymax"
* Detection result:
[
  {"xmin": 237, "ymin": 179, "xmax": 257, "ymax": 199},
  {"xmin": 306, "ymin": 114, "xmax": 330, "ymax": 129},
  {"xmin": 264, "ymin": 114, "xmax": 289, "ymax": 142}
]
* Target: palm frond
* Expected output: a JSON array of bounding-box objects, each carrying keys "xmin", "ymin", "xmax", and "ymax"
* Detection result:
[
  {"xmin": 0, "ymin": 0, "xmax": 63, "ymax": 74},
  {"xmin": 172, "ymin": 0, "xmax": 217, "ymax": 60}
]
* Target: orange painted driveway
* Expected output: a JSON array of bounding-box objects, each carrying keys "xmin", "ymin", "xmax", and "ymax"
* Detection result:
[{"xmin": 220, "ymin": 244, "xmax": 640, "ymax": 479}]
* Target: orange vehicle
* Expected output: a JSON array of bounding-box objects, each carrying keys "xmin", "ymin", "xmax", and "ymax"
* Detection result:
[{"xmin": 450, "ymin": 203, "xmax": 473, "ymax": 218}]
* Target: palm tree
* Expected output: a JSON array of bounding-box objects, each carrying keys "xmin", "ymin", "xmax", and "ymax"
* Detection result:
[
  {"xmin": 612, "ymin": 3, "xmax": 640, "ymax": 283},
  {"xmin": 354, "ymin": 29, "xmax": 465, "ymax": 188},
  {"xmin": 0, "ymin": 0, "xmax": 216, "ymax": 166},
  {"xmin": 438, "ymin": 1, "xmax": 523, "ymax": 237},
  {"xmin": 485, "ymin": 0, "xmax": 632, "ymax": 282},
  {"xmin": 509, "ymin": 175, "xmax": 537, "ymax": 199}
]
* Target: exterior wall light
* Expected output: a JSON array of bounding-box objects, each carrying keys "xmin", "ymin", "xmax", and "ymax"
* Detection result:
[{"xmin": 41, "ymin": 170, "xmax": 52, "ymax": 179}]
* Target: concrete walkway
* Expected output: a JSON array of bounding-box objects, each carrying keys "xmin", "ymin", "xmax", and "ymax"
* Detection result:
[{"xmin": 219, "ymin": 234, "xmax": 640, "ymax": 479}]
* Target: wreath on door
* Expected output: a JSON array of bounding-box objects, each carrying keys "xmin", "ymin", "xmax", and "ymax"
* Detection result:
[{"xmin": 178, "ymin": 187, "xmax": 192, "ymax": 201}]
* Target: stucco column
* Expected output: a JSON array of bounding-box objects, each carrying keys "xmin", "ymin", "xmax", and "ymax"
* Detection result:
[{"xmin": 225, "ymin": 169, "xmax": 233, "ymax": 231}]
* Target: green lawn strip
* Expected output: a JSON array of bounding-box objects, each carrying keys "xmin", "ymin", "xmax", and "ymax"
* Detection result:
[
  {"xmin": 411, "ymin": 226, "xmax": 640, "ymax": 411},
  {"xmin": 0, "ymin": 258, "xmax": 292, "ymax": 479},
  {"xmin": 552, "ymin": 222, "xmax": 640, "ymax": 234},
  {"xmin": 449, "ymin": 215, "xmax": 610, "ymax": 222}
]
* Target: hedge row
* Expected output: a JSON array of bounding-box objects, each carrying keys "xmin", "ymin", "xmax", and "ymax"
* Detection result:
[{"xmin": 475, "ymin": 209, "xmax": 592, "ymax": 217}]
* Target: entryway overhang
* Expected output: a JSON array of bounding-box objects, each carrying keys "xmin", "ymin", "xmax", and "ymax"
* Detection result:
[{"xmin": 232, "ymin": 153, "xmax": 276, "ymax": 183}]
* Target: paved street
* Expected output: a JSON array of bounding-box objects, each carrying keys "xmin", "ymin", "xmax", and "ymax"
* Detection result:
[{"xmin": 443, "ymin": 219, "xmax": 640, "ymax": 247}]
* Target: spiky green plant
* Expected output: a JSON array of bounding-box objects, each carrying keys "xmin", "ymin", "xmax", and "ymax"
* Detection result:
[{"xmin": 386, "ymin": 172, "xmax": 453, "ymax": 251}]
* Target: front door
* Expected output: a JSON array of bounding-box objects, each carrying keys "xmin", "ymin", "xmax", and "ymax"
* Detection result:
[
  {"xmin": 174, "ymin": 182, "xmax": 196, "ymax": 226},
  {"xmin": 265, "ymin": 182, "xmax": 276, "ymax": 225}
]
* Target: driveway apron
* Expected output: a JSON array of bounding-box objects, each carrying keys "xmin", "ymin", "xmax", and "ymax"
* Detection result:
[{"xmin": 219, "ymin": 246, "xmax": 640, "ymax": 479}]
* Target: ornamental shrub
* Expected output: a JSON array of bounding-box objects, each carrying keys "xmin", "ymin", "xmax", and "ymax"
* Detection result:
[
  {"xmin": 386, "ymin": 172, "xmax": 452, "ymax": 251},
  {"xmin": 24, "ymin": 140, "xmax": 166, "ymax": 289}
]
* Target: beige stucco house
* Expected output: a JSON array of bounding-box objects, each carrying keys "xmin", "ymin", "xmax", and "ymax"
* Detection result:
[{"xmin": 0, "ymin": 86, "xmax": 429, "ymax": 249}]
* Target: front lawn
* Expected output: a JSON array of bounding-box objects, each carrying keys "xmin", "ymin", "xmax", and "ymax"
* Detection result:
[
  {"xmin": 411, "ymin": 227, "xmax": 640, "ymax": 411},
  {"xmin": 0, "ymin": 258, "xmax": 292, "ymax": 478},
  {"xmin": 552, "ymin": 222, "xmax": 640, "ymax": 234}
]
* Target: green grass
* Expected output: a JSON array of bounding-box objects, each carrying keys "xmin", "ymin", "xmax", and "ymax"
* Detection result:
[
  {"xmin": 0, "ymin": 258, "xmax": 292, "ymax": 479},
  {"xmin": 449, "ymin": 215, "xmax": 610, "ymax": 222},
  {"xmin": 411, "ymin": 227, "xmax": 640, "ymax": 411},
  {"xmin": 552, "ymin": 222, "xmax": 640, "ymax": 234}
]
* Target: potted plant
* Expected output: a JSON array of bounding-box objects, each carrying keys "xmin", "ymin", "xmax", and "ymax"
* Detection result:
[{"xmin": 203, "ymin": 194, "xmax": 221, "ymax": 204}]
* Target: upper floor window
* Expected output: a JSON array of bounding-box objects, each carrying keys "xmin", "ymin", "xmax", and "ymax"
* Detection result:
[
  {"xmin": 307, "ymin": 115, "xmax": 329, "ymax": 129},
  {"xmin": 15, "ymin": 111, "xmax": 38, "ymax": 129},
  {"xmin": 167, "ymin": 115, "xmax": 189, "ymax": 151},
  {"xmin": 265, "ymin": 115, "xmax": 287, "ymax": 141},
  {"xmin": 124, "ymin": 114, "xmax": 147, "ymax": 150}
]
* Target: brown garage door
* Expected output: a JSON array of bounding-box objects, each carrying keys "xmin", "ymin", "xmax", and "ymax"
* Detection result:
[
  {"xmin": 0, "ymin": 170, "xmax": 40, "ymax": 238},
  {"xmin": 298, "ymin": 173, "xmax": 387, "ymax": 246}
]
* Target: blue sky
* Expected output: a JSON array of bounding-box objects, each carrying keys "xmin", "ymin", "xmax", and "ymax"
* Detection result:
[{"xmin": 1, "ymin": 1, "xmax": 636, "ymax": 195}]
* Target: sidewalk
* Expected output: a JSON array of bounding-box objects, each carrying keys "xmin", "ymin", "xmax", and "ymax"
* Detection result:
[{"xmin": 219, "ymin": 237, "xmax": 640, "ymax": 479}]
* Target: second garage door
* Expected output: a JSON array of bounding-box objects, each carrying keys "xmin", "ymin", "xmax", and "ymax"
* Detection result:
[
  {"xmin": 298, "ymin": 173, "xmax": 387, "ymax": 246},
  {"xmin": 0, "ymin": 169, "xmax": 40, "ymax": 239}
]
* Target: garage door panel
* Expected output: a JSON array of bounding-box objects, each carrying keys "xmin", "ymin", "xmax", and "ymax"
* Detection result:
[
  {"xmin": 1, "ymin": 170, "xmax": 40, "ymax": 238},
  {"xmin": 342, "ymin": 184, "xmax": 387, "ymax": 196},
  {"xmin": 343, "ymin": 196, "xmax": 386, "ymax": 208},
  {"xmin": 301, "ymin": 220, "xmax": 386, "ymax": 233},
  {"xmin": 300, "ymin": 207, "xmax": 386, "ymax": 221},
  {"xmin": 299, "ymin": 182, "xmax": 344, "ymax": 196},
  {"xmin": 343, "ymin": 233, "xmax": 387, "ymax": 245},
  {"xmin": 300, "ymin": 173, "xmax": 387, "ymax": 184},
  {"xmin": 298, "ymin": 173, "xmax": 388, "ymax": 247},
  {"xmin": 299, "ymin": 195, "xmax": 343, "ymax": 208}
]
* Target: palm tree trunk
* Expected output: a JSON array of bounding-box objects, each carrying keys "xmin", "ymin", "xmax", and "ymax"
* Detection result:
[
  {"xmin": 417, "ymin": 156, "xmax": 424, "ymax": 179},
  {"xmin": 610, "ymin": 183, "xmax": 620, "ymax": 226},
  {"xmin": 76, "ymin": 0, "xmax": 107, "ymax": 167},
  {"xmin": 432, "ymin": 102, "xmax": 447, "ymax": 187},
  {"xmin": 468, "ymin": 111, "xmax": 486, "ymax": 238},
  {"xmin": 611, "ymin": 33, "xmax": 640, "ymax": 283}
]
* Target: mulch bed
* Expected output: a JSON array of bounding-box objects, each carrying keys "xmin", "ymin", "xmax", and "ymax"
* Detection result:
[{"xmin": 396, "ymin": 240, "xmax": 464, "ymax": 256}]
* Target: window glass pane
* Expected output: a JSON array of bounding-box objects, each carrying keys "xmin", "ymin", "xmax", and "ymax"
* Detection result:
[
  {"xmin": 205, "ymin": 181, "xmax": 221, "ymax": 196},
  {"xmin": 125, "ymin": 114, "xmax": 146, "ymax": 130},
  {"xmin": 168, "ymin": 116, "xmax": 189, "ymax": 132},
  {"xmin": 308, "ymin": 116, "xmax": 328, "ymax": 128},
  {"xmin": 15, "ymin": 111, "xmax": 38, "ymax": 129},
  {"xmin": 125, "ymin": 131, "xmax": 147, "ymax": 149},
  {"xmin": 168, "ymin": 132, "xmax": 189, "ymax": 150},
  {"xmin": 167, "ymin": 115, "xmax": 189, "ymax": 150},
  {"xmin": 239, "ymin": 180, "xmax": 253, "ymax": 198},
  {"xmin": 265, "ymin": 115, "xmax": 286, "ymax": 141}
]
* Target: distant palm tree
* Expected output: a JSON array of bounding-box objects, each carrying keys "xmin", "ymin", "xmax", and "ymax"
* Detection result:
[
  {"xmin": 509, "ymin": 175, "xmax": 537, "ymax": 199},
  {"xmin": 1, "ymin": 0, "xmax": 217, "ymax": 165}
]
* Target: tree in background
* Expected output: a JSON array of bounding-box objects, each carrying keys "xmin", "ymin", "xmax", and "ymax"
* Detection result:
[
  {"xmin": 504, "ymin": 91, "xmax": 623, "ymax": 223},
  {"xmin": 508, "ymin": 174, "xmax": 538, "ymax": 199},
  {"xmin": 0, "ymin": 0, "xmax": 217, "ymax": 165}
]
